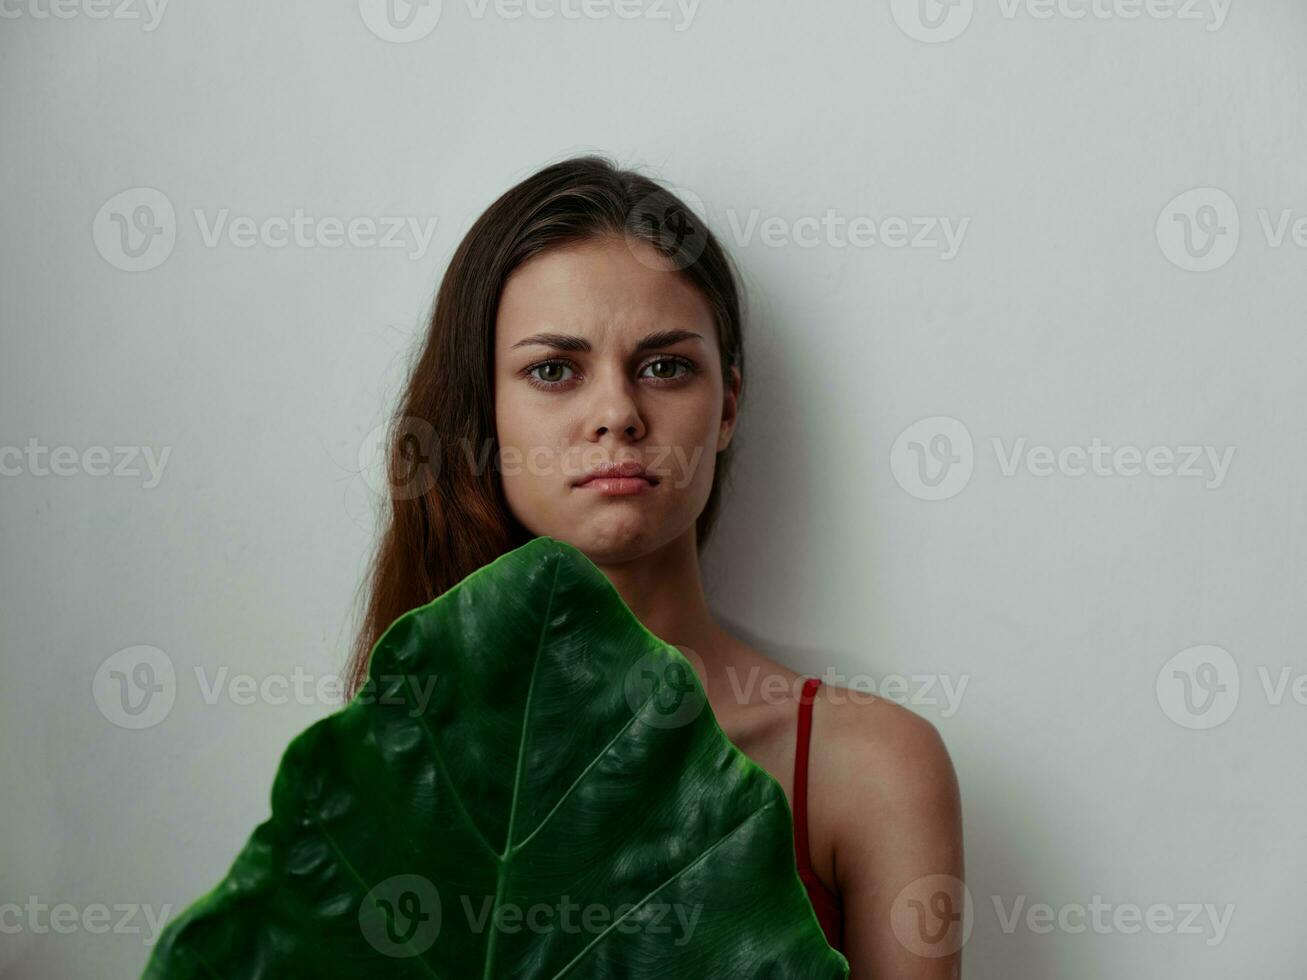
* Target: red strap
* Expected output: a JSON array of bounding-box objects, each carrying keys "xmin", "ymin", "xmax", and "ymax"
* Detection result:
[{"xmin": 793, "ymin": 676, "xmax": 821, "ymax": 875}]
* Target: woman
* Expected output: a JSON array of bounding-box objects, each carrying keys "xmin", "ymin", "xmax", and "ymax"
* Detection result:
[{"xmin": 344, "ymin": 154, "xmax": 965, "ymax": 977}]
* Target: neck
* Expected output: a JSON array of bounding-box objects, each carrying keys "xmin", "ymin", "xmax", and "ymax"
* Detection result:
[
  {"xmin": 591, "ymin": 529, "xmax": 787, "ymax": 732},
  {"xmin": 590, "ymin": 526, "xmax": 731, "ymax": 669}
]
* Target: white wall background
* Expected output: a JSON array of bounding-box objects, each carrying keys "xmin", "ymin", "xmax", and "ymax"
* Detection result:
[{"xmin": 2, "ymin": 1, "xmax": 1304, "ymax": 976}]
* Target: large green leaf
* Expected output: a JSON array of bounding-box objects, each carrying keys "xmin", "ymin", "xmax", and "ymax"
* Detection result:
[{"xmin": 144, "ymin": 535, "xmax": 849, "ymax": 978}]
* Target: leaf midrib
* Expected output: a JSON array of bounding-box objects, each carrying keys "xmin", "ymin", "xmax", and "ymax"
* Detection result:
[
  {"xmin": 390, "ymin": 550, "xmax": 761, "ymax": 978},
  {"xmin": 480, "ymin": 553, "xmax": 562, "ymax": 979},
  {"xmin": 549, "ymin": 799, "xmax": 781, "ymax": 979}
]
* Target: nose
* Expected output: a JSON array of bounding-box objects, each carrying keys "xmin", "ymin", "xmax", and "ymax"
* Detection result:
[{"xmin": 586, "ymin": 371, "xmax": 646, "ymax": 443}]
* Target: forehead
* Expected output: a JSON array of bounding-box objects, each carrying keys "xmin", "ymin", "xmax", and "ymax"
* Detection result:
[{"xmin": 495, "ymin": 236, "xmax": 714, "ymax": 350}]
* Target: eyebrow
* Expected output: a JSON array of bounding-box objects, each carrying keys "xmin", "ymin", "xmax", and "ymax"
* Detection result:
[{"xmin": 510, "ymin": 329, "xmax": 705, "ymax": 354}]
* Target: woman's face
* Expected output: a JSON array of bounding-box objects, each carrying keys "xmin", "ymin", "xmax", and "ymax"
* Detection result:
[{"xmin": 493, "ymin": 234, "xmax": 739, "ymax": 564}]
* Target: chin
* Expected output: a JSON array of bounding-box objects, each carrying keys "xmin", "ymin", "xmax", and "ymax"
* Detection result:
[
  {"xmin": 574, "ymin": 528, "xmax": 656, "ymax": 564},
  {"xmin": 578, "ymin": 514, "xmax": 697, "ymax": 565}
]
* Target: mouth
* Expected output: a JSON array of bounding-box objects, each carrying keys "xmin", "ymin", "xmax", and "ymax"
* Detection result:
[
  {"xmin": 573, "ymin": 461, "xmax": 660, "ymax": 494},
  {"xmin": 574, "ymin": 476, "xmax": 658, "ymax": 495}
]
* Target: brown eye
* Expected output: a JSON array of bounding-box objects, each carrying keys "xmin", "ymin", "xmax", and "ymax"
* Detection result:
[
  {"xmin": 648, "ymin": 359, "xmax": 678, "ymax": 379},
  {"xmin": 524, "ymin": 359, "xmax": 577, "ymax": 389},
  {"xmin": 641, "ymin": 356, "xmax": 696, "ymax": 384}
]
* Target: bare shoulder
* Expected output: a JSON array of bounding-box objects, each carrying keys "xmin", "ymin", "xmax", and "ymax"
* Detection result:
[
  {"xmin": 811, "ymin": 682, "xmax": 963, "ymax": 876},
  {"xmin": 810, "ymin": 682, "xmax": 965, "ymax": 972}
]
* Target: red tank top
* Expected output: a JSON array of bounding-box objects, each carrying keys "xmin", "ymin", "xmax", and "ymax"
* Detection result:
[{"xmin": 794, "ymin": 676, "xmax": 844, "ymax": 951}]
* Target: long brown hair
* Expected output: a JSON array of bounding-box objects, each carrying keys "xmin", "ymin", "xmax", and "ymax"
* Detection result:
[{"xmin": 344, "ymin": 153, "xmax": 747, "ymax": 698}]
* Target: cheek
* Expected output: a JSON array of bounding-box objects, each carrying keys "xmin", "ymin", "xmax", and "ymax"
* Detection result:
[
  {"xmin": 495, "ymin": 388, "xmax": 568, "ymax": 488},
  {"xmin": 659, "ymin": 399, "xmax": 722, "ymax": 492},
  {"xmin": 496, "ymin": 382, "xmax": 542, "ymax": 448}
]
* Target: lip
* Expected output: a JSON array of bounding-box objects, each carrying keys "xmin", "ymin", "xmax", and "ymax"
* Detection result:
[
  {"xmin": 576, "ymin": 476, "xmax": 658, "ymax": 496},
  {"xmin": 574, "ymin": 461, "xmax": 659, "ymax": 485},
  {"xmin": 573, "ymin": 460, "xmax": 659, "ymax": 495}
]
